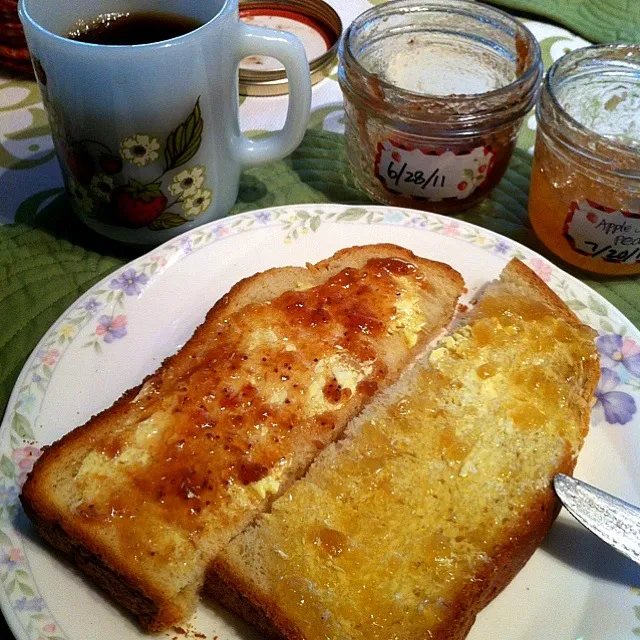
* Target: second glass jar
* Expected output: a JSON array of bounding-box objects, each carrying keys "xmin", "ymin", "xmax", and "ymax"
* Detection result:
[
  {"xmin": 338, "ymin": 0, "xmax": 542, "ymax": 214},
  {"xmin": 529, "ymin": 44, "xmax": 640, "ymax": 275}
]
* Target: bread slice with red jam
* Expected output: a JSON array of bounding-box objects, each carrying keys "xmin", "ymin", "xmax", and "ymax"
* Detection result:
[{"xmin": 21, "ymin": 244, "xmax": 464, "ymax": 631}]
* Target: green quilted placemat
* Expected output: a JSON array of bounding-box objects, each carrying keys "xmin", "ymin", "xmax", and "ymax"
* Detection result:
[
  {"xmin": 1, "ymin": 129, "xmax": 639, "ymax": 420},
  {"xmin": 489, "ymin": 0, "xmax": 640, "ymax": 43}
]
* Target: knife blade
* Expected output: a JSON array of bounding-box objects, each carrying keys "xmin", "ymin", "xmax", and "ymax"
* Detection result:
[{"xmin": 553, "ymin": 474, "xmax": 640, "ymax": 565}]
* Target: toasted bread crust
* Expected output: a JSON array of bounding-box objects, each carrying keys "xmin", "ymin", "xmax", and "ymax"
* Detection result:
[
  {"xmin": 500, "ymin": 259, "xmax": 583, "ymax": 328},
  {"xmin": 20, "ymin": 509, "xmax": 165, "ymax": 629},
  {"xmin": 21, "ymin": 244, "xmax": 463, "ymax": 631},
  {"xmin": 206, "ymin": 259, "xmax": 600, "ymax": 640},
  {"xmin": 208, "ymin": 558, "xmax": 305, "ymax": 640}
]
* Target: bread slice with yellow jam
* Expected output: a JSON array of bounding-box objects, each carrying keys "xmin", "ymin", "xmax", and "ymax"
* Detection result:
[
  {"xmin": 20, "ymin": 244, "xmax": 463, "ymax": 631},
  {"xmin": 207, "ymin": 259, "xmax": 599, "ymax": 640}
]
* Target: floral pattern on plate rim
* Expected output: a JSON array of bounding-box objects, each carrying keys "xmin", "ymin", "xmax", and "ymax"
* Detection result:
[{"xmin": 0, "ymin": 205, "xmax": 638, "ymax": 640}]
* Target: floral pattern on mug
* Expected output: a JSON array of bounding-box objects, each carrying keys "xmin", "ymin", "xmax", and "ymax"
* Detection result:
[
  {"xmin": 120, "ymin": 134, "xmax": 160, "ymax": 167},
  {"xmin": 183, "ymin": 188, "xmax": 213, "ymax": 218},
  {"xmin": 169, "ymin": 166, "xmax": 205, "ymax": 198},
  {"xmin": 68, "ymin": 180, "xmax": 93, "ymax": 214},
  {"xmin": 60, "ymin": 98, "xmax": 213, "ymax": 230},
  {"xmin": 90, "ymin": 174, "xmax": 115, "ymax": 200}
]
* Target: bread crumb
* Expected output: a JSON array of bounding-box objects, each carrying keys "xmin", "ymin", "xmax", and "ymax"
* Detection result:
[
  {"xmin": 169, "ymin": 625, "xmax": 209, "ymax": 639},
  {"xmin": 457, "ymin": 303, "xmax": 468, "ymax": 313}
]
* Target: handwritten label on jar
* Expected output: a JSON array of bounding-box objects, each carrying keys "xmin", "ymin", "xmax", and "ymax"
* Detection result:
[
  {"xmin": 564, "ymin": 200, "xmax": 640, "ymax": 264},
  {"xmin": 375, "ymin": 141, "xmax": 494, "ymax": 201}
]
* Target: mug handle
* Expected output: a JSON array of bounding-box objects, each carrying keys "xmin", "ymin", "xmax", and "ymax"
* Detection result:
[{"xmin": 233, "ymin": 22, "xmax": 312, "ymax": 168}]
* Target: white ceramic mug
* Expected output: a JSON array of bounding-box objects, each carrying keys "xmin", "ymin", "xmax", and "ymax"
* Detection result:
[{"xmin": 19, "ymin": 0, "xmax": 311, "ymax": 245}]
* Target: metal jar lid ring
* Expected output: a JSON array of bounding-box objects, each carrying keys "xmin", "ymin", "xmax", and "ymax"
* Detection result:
[{"xmin": 239, "ymin": 0, "xmax": 342, "ymax": 97}]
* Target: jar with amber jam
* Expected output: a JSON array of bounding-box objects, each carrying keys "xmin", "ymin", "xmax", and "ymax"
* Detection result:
[
  {"xmin": 530, "ymin": 45, "xmax": 640, "ymax": 275},
  {"xmin": 338, "ymin": 0, "xmax": 542, "ymax": 214}
]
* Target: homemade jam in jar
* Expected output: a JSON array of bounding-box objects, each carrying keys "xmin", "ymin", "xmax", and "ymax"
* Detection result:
[
  {"xmin": 338, "ymin": 0, "xmax": 542, "ymax": 214},
  {"xmin": 529, "ymin": 45, "xmax": 640, "ymax": 275}
]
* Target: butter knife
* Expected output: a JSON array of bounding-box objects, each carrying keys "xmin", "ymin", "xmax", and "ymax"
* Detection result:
[{"xmin": 553, "ymin": 474, "xmax": 640, "ymax": 565}]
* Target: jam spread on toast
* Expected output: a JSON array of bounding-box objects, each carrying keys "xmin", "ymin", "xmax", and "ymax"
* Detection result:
[
  {"xmin": 236, "ymin": 291, "xmax": 596, "ymax": 639},
  {"xmin": 73, "ymin": 258, "xmax": 431, "ymax": 550}
]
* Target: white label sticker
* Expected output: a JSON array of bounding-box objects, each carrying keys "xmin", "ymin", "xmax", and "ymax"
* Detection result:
[
  {"xmin": 375, "ymin": 140, "xmax": 494, "ymax": 201},
  {"xmin": 564, "ymin": 200, "xmax": 640, "ymax": 264}
]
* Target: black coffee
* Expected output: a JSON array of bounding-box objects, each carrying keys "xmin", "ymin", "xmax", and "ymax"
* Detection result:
[{"xmin": 68, "ymin": 12, "xmax": 202, "ymax": 45}]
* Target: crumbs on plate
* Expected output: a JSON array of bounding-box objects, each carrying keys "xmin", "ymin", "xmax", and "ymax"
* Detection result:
[{"xmin": 170, "ymin": 624, "xmax": 217, "ymax": 639}]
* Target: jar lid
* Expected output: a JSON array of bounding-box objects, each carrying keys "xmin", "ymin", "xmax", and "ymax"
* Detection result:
[{"xmin": 239, "ymin": 0, "xmax": 342, "ymax": 96}]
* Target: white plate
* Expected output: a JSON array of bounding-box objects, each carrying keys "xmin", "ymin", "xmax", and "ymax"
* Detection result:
[{"xmin": 2, "ymin": 204, "xmax": 639, "ymax": 640}]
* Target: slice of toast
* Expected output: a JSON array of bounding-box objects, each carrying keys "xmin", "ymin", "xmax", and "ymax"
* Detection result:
[
  {"xmin": 207, "ymin": 259, "xmax": 600, "ymax": 640},
  {"xmin": 21, "ymin": 244, "xmax": 463, "ymax": 631}
]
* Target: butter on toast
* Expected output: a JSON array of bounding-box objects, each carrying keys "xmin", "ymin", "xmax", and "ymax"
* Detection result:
[
  {"xmin": 20, "ymin": 244, "xmax": 463, "ymax": 631},
  {"xmin": 207, "ymin": 259, "xmax": 600, "ymax": 640}
]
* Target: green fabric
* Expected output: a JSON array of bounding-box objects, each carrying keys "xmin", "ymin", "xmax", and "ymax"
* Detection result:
[
  {"xmin": 488, "ymin": 0, "xmax": 640, "ymax": 43},
  {"xmin": 1, "ymin": 130, "xmax": 639, "ymax": 422}
]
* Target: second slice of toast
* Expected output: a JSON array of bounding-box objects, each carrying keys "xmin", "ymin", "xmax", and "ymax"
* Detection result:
[
  {"xmin": 21, "ymin": 244, "xmax": 463, "ymax": 630},
  {"xmin": 207, "ymin": 260, "xmax": 599, "ymax": 640}
]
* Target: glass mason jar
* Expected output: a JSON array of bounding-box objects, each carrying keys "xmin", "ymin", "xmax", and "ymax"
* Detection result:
[
  {"xmin": 529, "ymin": 44, "xmax": 640, "ymax": 275},
  {"xmin": 338, "ymin": 0, "xmax": 542, "ymax": 214}
]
